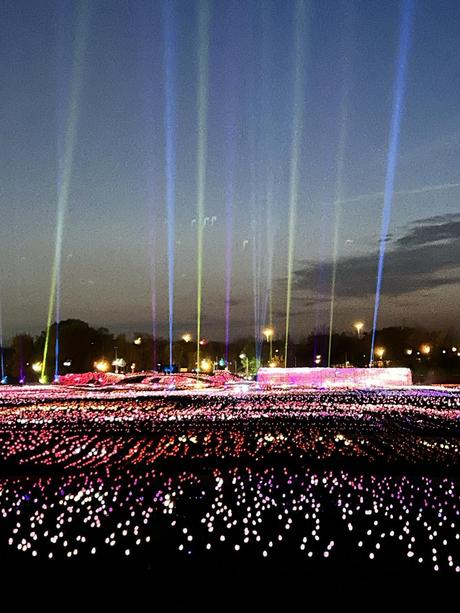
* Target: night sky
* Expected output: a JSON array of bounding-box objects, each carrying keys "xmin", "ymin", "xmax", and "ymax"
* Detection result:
[{"xmin": 1, "ymin": 0, "xmax": 459, "ymax": 341}]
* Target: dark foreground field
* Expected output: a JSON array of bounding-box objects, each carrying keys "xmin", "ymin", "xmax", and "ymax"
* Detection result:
[{"xmin": 0, "ymin": 386, "xmax": 458, "ymax": 609}]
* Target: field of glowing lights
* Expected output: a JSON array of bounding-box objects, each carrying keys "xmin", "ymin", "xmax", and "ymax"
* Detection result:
[{"xmin": 0, "ymin": 384, "xmax": 459, "ymax": 600}]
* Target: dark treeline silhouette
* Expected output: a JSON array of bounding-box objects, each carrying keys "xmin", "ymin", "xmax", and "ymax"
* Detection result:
[{"xmin": 1, "ymin": 319, "xmax": 460, "ymax": 383}]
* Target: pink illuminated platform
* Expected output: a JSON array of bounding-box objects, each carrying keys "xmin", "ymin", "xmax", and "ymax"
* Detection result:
[{"xmin": 257, "ymin": 367, "xmax": 412, "ymax": 388}]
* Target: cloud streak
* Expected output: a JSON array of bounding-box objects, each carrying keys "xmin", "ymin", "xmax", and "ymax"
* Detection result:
[
  {"xmin": 291, "ymin": 213, "xmax": 460, "ymax": 299},
  {"xmin": 335, "ymin": 182, "xmax": 460, "ymax": 207}
]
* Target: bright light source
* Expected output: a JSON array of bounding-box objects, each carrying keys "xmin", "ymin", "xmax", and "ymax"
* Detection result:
[
  {"xmin": 239, "ymin": 353, "xmax": 246, "ymax": 360},
  {"xmin": 94, "ymin": 359, "xmax": 110, "ymax": 372},
  {"xmin": 375, "ymin": 347, "xmax": 385, "ymax": 360},
  {"xmin": 405, "ymin": 349, "xmax": 413, "ymax": 356},
  {"xmin": 420, "ymin": 344, "xmax": 431, "ymax": 355},
  {"xmin": 182, "ymin": 333, "xmax": 192, "ymax": 343},
  {"xmin": 200, "ymin": 358, "xmax": 212, "ymax": 373},
  {"xmin": 32, "ymin": 362, "xmax": 42, "ymax": 373},
  {"xmin": 63, "ymin": 360, "xmax": 72, "ymax": 367},
  {"xmin": 354, "ymin": 322, "xmax": 364, "ymax": 334},
  {"xmin": 134, "ymin": 337, "xmax": 142, "ymax": 345},
  {"xmin": 263, "ymin": 328, "xmax": 274, "ymax": 339}
]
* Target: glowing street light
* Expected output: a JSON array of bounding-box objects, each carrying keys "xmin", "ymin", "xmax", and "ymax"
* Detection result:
[
  {"xmin": 94, "ymin": 359, "xmax": 110, "ymax": 372},
  {"xmin": 182, "ymin": 333, "xmax": 192, "ymax": 343},
  {"xmin": 375, "ymin": 347, "xmax": 385, "ymax": 360},
  {"xmin": 263, "ymin": 327, "xmax": 274, "ymax": 361},
  {"xmin": 405, "ymin": 348, "xmax": 413, "ymax": 356},
  {"xmin": 112, "ymin": 358, "xmax": 126, "ymax": 372},
  {"xmin": 134, "ymin": 336, "xmax": 142, "ymax": 345},
  {"xmin": 200, "ymin": 358, "xmax": 212, "ymax": 373},
  {"xmin": 421, "ymin": 344, "xmax": 431, "ymax": 355},
  {"xmin": 354, "ymin": 321, "xmax": 364, "ymax": 339},
  {"xmin": 32, "ymin": 361, "xmax": 42, "ymax": 373}
]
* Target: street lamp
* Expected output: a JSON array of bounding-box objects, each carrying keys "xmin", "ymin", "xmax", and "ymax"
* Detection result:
[
  {"xmin": 112, "ymin": 357, "xmax": 126, "ymax": 373},
  {"xmin": 421, "ymin": 344, "xmax": 431, "ymax": 355},
  {"xmin": 354, "ymin": 322, "xmax": 364, "ymax": 339},
  {"xmin": 32, "ymin": 361, "xmax": 42, "ymax": 373},
  {"xmin": 182, "ymin": 333, "xmax": 192, "ymax": 343},
  {"xmin": 200, "ymin": 358, "xmax": 212, "ymax": 373},
  {"xmin": 263, "ymin": 328, "xmax": 274, "ymax": 362},
  {"xmin": 134, "ymin": 336, "xmax": 142, "ymax": 345},
  {"xmin": 94, "ymin": 359, "xmax": 110, "ymax": 372},
  {"xmin": 375, "ymin": 346, "xmax": 385, "ymax": 361}
]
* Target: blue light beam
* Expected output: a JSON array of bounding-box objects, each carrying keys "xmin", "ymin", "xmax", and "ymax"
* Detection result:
[{"xmin": 370, "ymin": 0, "xmax": 414, "ymax": 365}]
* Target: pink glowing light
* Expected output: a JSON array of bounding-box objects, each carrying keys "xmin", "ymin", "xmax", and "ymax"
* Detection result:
[{"xmin": 257, "ymin": 367, "xmax": 412, "ymax": 388}]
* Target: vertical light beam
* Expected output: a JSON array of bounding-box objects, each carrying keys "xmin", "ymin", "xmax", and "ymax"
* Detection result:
[
  {"xmin": 370, "ymin": 0, "xmax": 414, "ymax": 365},
  {"xmin": 284, "ymin": 0, "xmax": 307, "ymax": 367},
  {"xmin": 163, "ymin": 0, "xmax": 177, "ymax": 370},
  {"xmin": 195, "ymin": 0, "xmax": 209, "ymax": 373},
  {"xmin": 327, "ymin": 14, "xmax": 352, "ymax": 367},
  {"xmin": 42, "ymin": 0, "xmax": 90, "ymax": 382},
  {"xmin": 224, "ymin": 124, "xmax": 235, "ymax": 363},
  {"xmin": 0, "ymin": 284, "xmax": 4, "ymax": 382}
]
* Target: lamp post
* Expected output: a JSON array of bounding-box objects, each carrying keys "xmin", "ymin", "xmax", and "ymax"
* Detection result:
[
  {"xmin": 375, "ymin": 347, "xmax": 385, "ymax": 365},
  {"xmin": 421, "ymin": 344, "xmax": 431, "ymax": 356},
  {"xmin": 95, "ymin": 359, "xmax": 110, "ymax": 373},
  {"xmin": 354, "ymin": 321, "xmax": 364, "ymax": 339},
  {"xmin": 263, "ymin": 328, "xmax": 274, "ymax": 362}
]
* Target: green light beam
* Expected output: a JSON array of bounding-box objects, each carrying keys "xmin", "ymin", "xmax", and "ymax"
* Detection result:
[
  {"xmin": 41, "ymin": 1, "xmax": 90, "ymax": 382},
  {"xmin": 196, "ymin": 0, "xmax": 209, "ymax": 375}
]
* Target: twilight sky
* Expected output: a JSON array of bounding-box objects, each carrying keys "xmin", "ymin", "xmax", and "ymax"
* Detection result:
[{"xmin": 1, "ymin": 0, "xmax": 460, "ymax": 341}]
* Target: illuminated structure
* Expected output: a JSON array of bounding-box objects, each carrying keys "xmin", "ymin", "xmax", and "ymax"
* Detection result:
[{"xmin": 257, "ymin": 367, "xmax": 412, "ymax": 388}]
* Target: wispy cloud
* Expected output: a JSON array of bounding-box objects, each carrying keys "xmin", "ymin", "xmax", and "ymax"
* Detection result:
[
  {"xmin": 335, "ymin": 182, "xmax": 460, "ymax": 207},
  {"xmin": 289, "ymin": 213, "xmax": 460, "ymax": 298}
]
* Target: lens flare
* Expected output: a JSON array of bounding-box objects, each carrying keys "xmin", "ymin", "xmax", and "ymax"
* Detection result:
[
  {"xmin": 284, "ymin": 0, "xmax": 307, "ymax": 367},
  {"xmin": 370, "ymin": 0, "xmax": 414, "ymax": 365}
]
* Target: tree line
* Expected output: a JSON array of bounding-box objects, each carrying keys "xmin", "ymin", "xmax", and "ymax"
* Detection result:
[{"xmin": 1, "ymin": 318, "xmax": 459, "ymax": 383}]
